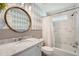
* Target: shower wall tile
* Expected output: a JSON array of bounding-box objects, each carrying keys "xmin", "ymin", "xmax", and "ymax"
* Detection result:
[{"xmin": 53, "ymin": 17, "xmax": 75, "ymax": 53}]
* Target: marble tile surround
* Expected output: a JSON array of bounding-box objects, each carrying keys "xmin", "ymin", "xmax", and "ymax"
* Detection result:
[
  {"xmin": 53, "ymin": 17, "xmax": 76, "ymax": 53},
  {"xmin": 0, "ymin": 36, "xmax": 33, "ymax": 45}
]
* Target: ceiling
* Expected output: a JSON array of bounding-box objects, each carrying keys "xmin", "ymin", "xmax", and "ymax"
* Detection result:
[{"xmin": 35, "ymin": 3, "xmax": 75, "ymax": 15}]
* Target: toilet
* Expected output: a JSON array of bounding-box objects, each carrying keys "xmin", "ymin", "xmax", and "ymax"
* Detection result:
[{"xmin": 41, "ymin": 46, "xmax": 54, "ymax": 56}]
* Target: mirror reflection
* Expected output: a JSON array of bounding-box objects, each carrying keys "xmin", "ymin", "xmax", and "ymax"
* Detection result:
[{"xmin": 4, "ymin": 7, "xmax": 31, "ymax": 33}]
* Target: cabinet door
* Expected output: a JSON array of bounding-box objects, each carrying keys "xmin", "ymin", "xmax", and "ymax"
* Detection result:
[{"xmin": 13, "ymin": 44, "xmax": 41, "ymax": 56}]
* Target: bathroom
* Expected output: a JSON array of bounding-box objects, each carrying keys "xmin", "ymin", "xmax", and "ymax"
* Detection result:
[{"xmin": 0, "ymin": 3, "xmax": 79, "ymax": 56}]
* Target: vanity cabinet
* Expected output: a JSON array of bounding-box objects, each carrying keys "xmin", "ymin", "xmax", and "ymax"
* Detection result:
[{"xmin": 13, "ymin": 43, "xmax": 42, "ymax": 56}]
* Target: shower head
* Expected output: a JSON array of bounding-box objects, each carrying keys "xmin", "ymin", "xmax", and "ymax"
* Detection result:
[{"xmin": 71, "ymin": 11, "xmax": 78, "ymax": 16}]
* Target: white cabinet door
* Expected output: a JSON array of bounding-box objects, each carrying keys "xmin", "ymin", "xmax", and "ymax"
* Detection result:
[{"xmin": 13, "ymin": 44, "xmax": 42, "ymax": 56}]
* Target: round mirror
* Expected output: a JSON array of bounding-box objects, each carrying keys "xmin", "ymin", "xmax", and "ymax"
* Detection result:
[{"xmin": 4, "ymin": 7, "xmax": 31, "ymax": 33}]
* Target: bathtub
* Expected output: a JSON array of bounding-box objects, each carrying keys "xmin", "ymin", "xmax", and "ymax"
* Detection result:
[{"xmin": 41, "ymin": 47, "xmax": 78, "ymax": 56}]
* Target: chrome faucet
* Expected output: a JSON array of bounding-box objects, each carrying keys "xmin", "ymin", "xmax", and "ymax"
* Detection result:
[
  {"xmin": 14, "ymin": 37, "xmax": 24, "ymax": 42},
  {"xmin": 18, "ymin": 37, "xmax": 24, "ymax": 41},
  {"xmin": 72, "ymin": 41, "xmax": 78, "ymax": 48}
]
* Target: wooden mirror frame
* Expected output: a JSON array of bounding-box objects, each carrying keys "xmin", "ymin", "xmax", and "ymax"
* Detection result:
[{"xmin": 4, "ymin": 7, "xmax": 31, "ymax": 33}]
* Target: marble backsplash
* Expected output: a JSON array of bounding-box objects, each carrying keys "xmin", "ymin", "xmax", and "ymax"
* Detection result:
[
  {"xmin": 0, "ymin": 36, "xmax": 33, "ymax": 45},
  {"xmin": 0, "ymin": 29, "xmax": 42, "ymax": 45}
]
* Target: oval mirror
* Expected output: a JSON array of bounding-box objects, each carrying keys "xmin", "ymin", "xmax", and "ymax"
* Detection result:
[{"xmin": 4, "ymin": 7, "xmax": 31, "ymax": 33}]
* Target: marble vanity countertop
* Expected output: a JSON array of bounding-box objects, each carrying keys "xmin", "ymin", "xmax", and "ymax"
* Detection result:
[{"xmin": 0, "ymin": 38, "xmax": 44, "ymax": 56}]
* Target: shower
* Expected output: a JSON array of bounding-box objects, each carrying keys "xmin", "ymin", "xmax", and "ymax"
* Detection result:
[{"xmin": 52, "ymin": 8, "xmax": 79, "ymax": 55}]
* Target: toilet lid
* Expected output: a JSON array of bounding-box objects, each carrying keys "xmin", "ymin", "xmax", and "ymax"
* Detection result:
[{"xmin": 42, "ymin": 46, "xmax": 53, "ymax": 51}]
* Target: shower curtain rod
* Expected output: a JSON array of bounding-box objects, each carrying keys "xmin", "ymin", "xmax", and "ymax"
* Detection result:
[
  {"xmin": 53, "ymin": 7, "xmax": 79, "ymax": 15},
  {"xmin": 42, "ymin": 7, "xmax": 79, "ymax": 17}
]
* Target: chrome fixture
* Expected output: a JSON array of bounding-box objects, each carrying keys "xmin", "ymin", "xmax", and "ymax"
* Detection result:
[
  {"xmin": 72, "ymin": 42, "xmax": 78, "ymax": 48},
  {"xmin": 71, "ymin": 41, "xmax": 79, "ymax": 53},
  {"xmin": 71, "ymin": 11, "xmax": 78, "ymax": 16}
]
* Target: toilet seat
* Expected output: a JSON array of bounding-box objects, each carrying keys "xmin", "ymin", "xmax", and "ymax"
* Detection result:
[{"xmin": 41, "ymin": 46, "xmax": 54, "ymax": 55}]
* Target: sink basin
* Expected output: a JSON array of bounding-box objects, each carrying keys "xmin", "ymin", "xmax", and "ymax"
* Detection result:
[
  {"xmin": 20, "ymin": 39, "xmax": 33, "ymax": 42},
  {"xmin": 14, "ymin": 39, "xmax": 33, "ymax": 46}
]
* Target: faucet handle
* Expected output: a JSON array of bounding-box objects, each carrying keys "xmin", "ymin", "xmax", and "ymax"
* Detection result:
[
  {"xmin": 18, "ymin": 37, "xmax": 23, "ymax": 41},
  {"xmin": 74, "ymin": 41, "xmax": 78, "ymax": 46},
  {"xmin": 71, "ymin": 41, "xmax": 78, "ymax": 48}
]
